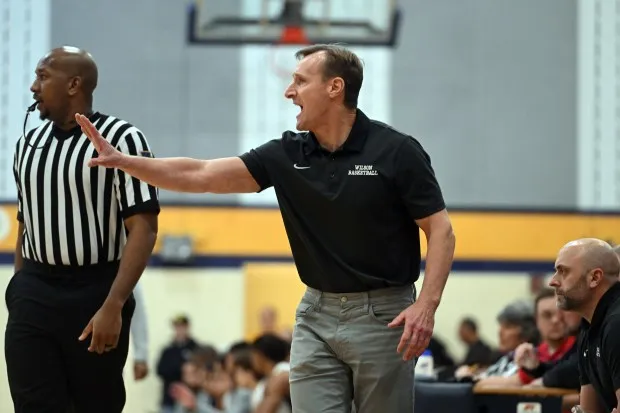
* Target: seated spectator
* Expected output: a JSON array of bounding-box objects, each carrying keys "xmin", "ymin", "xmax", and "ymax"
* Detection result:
[
  {"xmin": 427, "ymin": 335, "xmax": 458, "ymax": 381},
  {"xmin": 519, "ymin": 310, "xmax": 582, "ymax": 412},
  {"xmin": 250, "ymin": 334, "xmax": 292, "ymax": 413},
  {"xmin": 428, "ymin": 335, "xmax": 456, "ymax": 369},
  {"xmin": 458, "ymin": 317, "xmax": 495, "ymax": 368},
  {"xmin": 223, "ymin": 341, "xmax": 252, "ymax": 376},
  {"xmin": 157, "ymin": 315, "xmax": 200, "ymax": 413},
  {"xmin": 171, "ymin": 344, "xmax": 259, "ymax": 413},
  {"xmin": 474, "ymin": 288, "xmax": 575, "ymax": 388},
  {"xmin": 171, "ymin": 347, "xmax": 219, "ymax": 413},
  {"xmin": 517, "ymin": 310, "xmax": 581, "ymax": 389},
  {"xmin": 455, "ymin": 299, "xmax": 538, "ymax": 381}
]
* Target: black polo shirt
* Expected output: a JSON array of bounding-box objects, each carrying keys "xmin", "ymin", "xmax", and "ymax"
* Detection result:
[
  {"xmin": 578, "ymin": 281, "xmax": 620, "ymax": 411},
  {"xmin": 239, "ymin": 109, "xmax": 446, "ymax": 293}
]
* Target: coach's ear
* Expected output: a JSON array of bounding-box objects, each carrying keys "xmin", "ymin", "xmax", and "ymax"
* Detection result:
[
  {"xmin": 67, "ymin": 76, "xmax": 82, "ymax": 96},
  {"xmin": 328, "ymin": 77, "xmax": 344, "ymax": 100}
]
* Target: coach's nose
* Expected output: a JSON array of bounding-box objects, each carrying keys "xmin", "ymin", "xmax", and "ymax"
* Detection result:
[{"xmin": 284, "ymin": 83, "xmax": 295, "ymax": 99}]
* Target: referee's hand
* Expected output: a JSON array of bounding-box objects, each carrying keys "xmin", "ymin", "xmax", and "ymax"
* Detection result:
[
  {"xmin": 78, "ymin": 303, "xmax": 123, "ymax": 354},
  {"xmin": 75, "ymin": 113, "xmax": 124, "ymax": 169},
  {"xmin": 388, "ymin": 300, "xmax": 436, "ymax": 361}
]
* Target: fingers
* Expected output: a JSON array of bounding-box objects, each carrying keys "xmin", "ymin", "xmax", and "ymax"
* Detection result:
[
  {"xmin": 393, "ymin": 310, "xmax": 432, "ymax": 360},
  {"xmin": 405, "ymin": 327, "xmax": 431, "ymax": 361},
  {"xmin": 98, "ymin": 331, "xmax": 120, "ymax": 354},
  {"xmin": 89, "ymin": 328, "xmax": 102, "ymax": 353},
  {"xmin": 106, "ymin": 333, "xmax": 120, "ymax": 352},
  {"xmin": 91, "ymin": 335, "xmax": 118, "ymax": 354},
  {"xmin": 387, "ymin": 312, "xmax": 404, "ymax": 328},
  {"xmin": 397, "ymin": 322, "xmax": 432, "ymax": 361},
  {"xmin": 80, "ymin": 324, "xmax": 119, "ymax": 354},
  {"xmin": 75, "ymin": 113, "xmax": 105, "ymax": 151},
  {"xmin": 397, "ymin": 322, "xmax": 413, "ymax": 354},
  {"xmin": 88, "ymin": 158, "xmax": 102, "ymax": 167},
  {"xmin": 78, "ymin": 319, "xmax": 93, "ymax": 342}
]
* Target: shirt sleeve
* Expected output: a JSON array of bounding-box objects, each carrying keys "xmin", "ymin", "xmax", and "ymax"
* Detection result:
[
  {"xmin": 603, "ymin": 319, "xmax": 620, "ymax": 390},
  {"xmin": 238, "ymin": 139, "xmax": 281, "ymax": 192},
  {"xmin": 13, "ymin": 141, "xmax": 24, "ymax": 223},
  {"xmin": 114, "ymin": 128, "xmax": 161, "ymax": 219},
  {"xmin": 130, "ymin": 281, "xmax": 149, "ymax": 362},
  {"xmin": 394, "ymin": 136, "xmax": 446, "ymax": 220},
  {"xmin": 578, "ymin": 332, "xmax": 591, "ymax": 386},
  {"xmin": 542, "ymin": 352, "xmax": 580, "ymax": 390},
  {"xmin": 518, "ymin": 368, "xmax": 535, "ymax": 385}
]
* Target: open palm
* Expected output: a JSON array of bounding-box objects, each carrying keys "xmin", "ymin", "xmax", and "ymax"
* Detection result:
[{"xmin": 75, "ymin": 113, "xmax": 123, "ymax": 168}]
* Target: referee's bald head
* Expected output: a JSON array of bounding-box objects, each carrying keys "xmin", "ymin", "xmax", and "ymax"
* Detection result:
[
  {"xmin": 41, "ymin": 46, "xmax": 98, "ymax": 96},
  {"xmin": 31, "ymin": 46, "xmax": 98, "ymax": 122}
]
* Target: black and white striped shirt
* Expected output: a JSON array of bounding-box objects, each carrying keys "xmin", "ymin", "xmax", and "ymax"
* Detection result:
[{"xmin": 13, "ymin": 112, "xmax": 160, "ymax": 266}]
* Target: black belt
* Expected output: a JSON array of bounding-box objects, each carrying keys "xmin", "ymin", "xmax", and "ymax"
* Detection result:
[{"xmin": 22, "ymin": 259, "xmax": 120, "ymax": 278}]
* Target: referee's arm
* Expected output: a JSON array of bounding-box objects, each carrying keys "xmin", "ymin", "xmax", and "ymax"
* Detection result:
[
  {"xmin": 105, "ymin": 129, "xmax": 159, "ymax": 309},
  {"xmin": 13, "ymin": 146, "xmax": 24, "ymax": 273},
  {"xmin": 13, "ymin": 222, "xmax": 24, "ymax": 273}
]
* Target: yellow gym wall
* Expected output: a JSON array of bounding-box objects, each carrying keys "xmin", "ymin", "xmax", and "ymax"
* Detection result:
[
  {"xmin": 0, "ymin": 203, "xmax": 618, "ymax": 412},
  {"xmin": 0, "ymin": 265, "xmax": 531, "ymax": 413}
]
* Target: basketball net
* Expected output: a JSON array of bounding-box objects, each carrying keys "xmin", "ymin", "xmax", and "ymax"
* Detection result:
[{"xmin": 269, "ymin": 25, "xmax": 309, "ymax": 80}]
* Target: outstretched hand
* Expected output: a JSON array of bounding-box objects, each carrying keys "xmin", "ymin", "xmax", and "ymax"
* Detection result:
[
  {"xmin": 75, "ymin": 113, "xmax": 124, "ymax": 168},
  {"xmin": 388, "ymin": 300, "xmax": 436, "ymax": 361}
]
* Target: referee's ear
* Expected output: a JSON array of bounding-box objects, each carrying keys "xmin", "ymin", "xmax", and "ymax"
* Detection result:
[{"xmin": 68, "ymin": 76, "xmax": 82, "ymax": 97}]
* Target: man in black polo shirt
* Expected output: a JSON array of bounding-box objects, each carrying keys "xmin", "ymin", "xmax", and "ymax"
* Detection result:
[
  {"xmin": 548, "ymin": 238, "xmax": 620, "ymax": 413},
  {"xmin": 75, "ymin": 44, "xmax": 455, "ymax": 413}
]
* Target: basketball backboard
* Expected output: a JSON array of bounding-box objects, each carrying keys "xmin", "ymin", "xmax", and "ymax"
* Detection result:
[{"xmin": 187, "ymin": 0, "xmax": 401, "ymax": 47}]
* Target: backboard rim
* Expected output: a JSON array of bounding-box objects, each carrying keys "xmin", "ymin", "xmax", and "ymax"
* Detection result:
[{"xmin": 186, "ymin": 2, "xmax": 402, "ymax": 47}]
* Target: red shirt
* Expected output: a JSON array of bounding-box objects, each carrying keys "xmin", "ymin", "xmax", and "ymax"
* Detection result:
[{"xmin": 518, "ymin": 335, "xmax": 576, "ymax": 384}]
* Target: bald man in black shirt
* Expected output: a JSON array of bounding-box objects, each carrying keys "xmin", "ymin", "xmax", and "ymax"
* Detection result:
[{"xmin": 549, "ymin": 238, "xmax": 620, "ymax": 413}]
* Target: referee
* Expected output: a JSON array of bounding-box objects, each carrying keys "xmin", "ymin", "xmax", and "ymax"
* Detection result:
[
  {"xmin": 5, "ymin": 46, "xmax": 159, "ymax": 413},
  {"xmin": 76, "ymin": 44, "xmax": 455, "ymax": 413}
]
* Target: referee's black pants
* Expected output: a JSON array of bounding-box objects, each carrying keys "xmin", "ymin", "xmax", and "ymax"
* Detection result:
[{"xmin": 4, "ymin": 259, "xmax": 136, "ymax": 413}]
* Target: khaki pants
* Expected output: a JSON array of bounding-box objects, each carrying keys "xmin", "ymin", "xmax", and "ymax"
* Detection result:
[{"xmin": 289, "ymin": 285, "xmax": 416, "ymax": 413}]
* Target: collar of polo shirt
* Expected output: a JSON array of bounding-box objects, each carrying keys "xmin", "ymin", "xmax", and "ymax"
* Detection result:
[
  {"xmin": 589, "ymin": 281, "xmax": 620, "ymax": 329},
  {"xmin": 304, "ymin": 109, "xmax": 371, "ymax": 155}
]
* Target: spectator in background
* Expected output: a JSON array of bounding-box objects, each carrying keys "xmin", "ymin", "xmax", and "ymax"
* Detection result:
[
  {"xmin": 250, "ymin": 334, "xmax": 292, "ymax": 413},
  {"xmin": 130, "ymin": 281, "xmax": 149, "ymax": 381},
  {"xmin": 517, "ymin": 310, "xmax": 582, "ymax": 412},
  {"xmin": 458, "ymin": 317, "xmax": 494, "ymax": 367},
  {"xmin": 426, "ymin": 335, "xmax": 457, "ymax": 381},
  {"xmin": 257, "ymin": 306, "xmax": 293, "ymax": 342},
  {"xmin": 223, "ymin": 341, "xmax": 252, "ymax": 376},
  {"xmin": 455, "ymin": 300, "xmax": 538, "ymax": 381},
  {"xmin": 427, "ymin": 335, "xmax": 456, "ymax": 368},
  {"xmin": 157, "ymin": 315, "xmax": 200, "ymax": 413},
  {"xmin": 171, "ymin": 346, "xmax": 219, "ymax": 413},
  {"xmin": 172, "ymin": 343, "xmax": 259, "ymax": 413},
  {"xmin": 475, "ymin": 288, "xmax": 575, "ymax": 388}
]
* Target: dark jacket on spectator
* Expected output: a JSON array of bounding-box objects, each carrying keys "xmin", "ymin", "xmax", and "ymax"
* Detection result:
[{"xmin": 157, "ymin": 338, "xmax": 199, "ymax": 407}]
